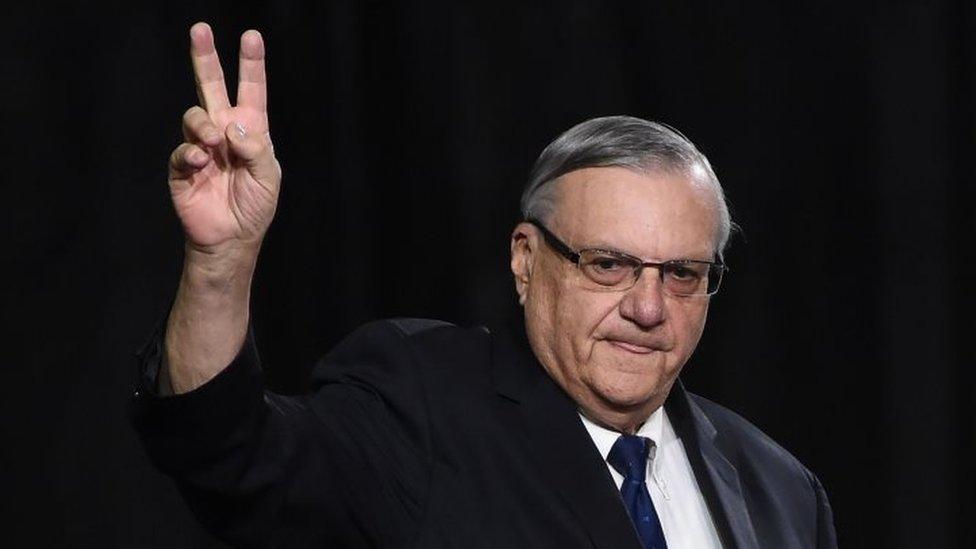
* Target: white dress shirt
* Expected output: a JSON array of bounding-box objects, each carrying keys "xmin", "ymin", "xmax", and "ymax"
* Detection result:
[{"xmin": 579, "ymin": 408, "xmax": 723, "ymax": 549}]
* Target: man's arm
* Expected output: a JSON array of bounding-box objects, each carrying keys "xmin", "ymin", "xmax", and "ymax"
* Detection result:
[
  {"xmin": 132, "ymin": 314, "xmax": 433, "ymax": 546},
  {"xmin": 132, "ymin": 24, "xmax": 435, "ymax": 547},
  {"xmin": 162, "ymin": 22, "xmax": 280, "ymax": 394},
  {"xmin": 161, "ymin": 243, "xmax": 257, "ymax": 394}
]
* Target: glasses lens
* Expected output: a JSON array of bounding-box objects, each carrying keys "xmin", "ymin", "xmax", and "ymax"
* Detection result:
[
  {"xmin": 577, "ymin": 251, "xmax": 726, "ymax": 296},
  {"xmin": 661, "ymin": 261, "xmax": 710, "ymax": 296},
  {"xmin": 578, "ymin": 250, "xmax": 639, "ymax": 288}
]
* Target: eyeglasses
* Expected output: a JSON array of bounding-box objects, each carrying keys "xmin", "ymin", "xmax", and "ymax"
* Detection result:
[{"xmin": 526, "ymin": 218, "xmax": 727, "ymax": 297}]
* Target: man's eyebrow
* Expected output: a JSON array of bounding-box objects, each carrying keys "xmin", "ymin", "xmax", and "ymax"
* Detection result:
[
  {"xmin": 577, "ymin": 241, "xmax": 642, "ymax": 258},
  {"xmin": 579, "ymin": 241, "xmax": 715, "ymax": 263}
]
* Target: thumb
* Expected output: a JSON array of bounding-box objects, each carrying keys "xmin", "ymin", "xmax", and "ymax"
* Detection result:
[{"xmin": 225, "ymin": 122, "xmax": 279, "ymax": 181}]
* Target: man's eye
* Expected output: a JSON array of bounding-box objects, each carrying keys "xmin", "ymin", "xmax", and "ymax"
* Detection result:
[
  {"xmin": 592, "ymin": 257, "xmax": 626, "ymax": 271},
  {"xmin": 667, "ymin": 265, "xmax": 701, "ymax": 281}
]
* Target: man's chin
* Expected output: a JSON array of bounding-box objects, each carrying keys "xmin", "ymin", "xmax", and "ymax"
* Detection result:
[
  {"xmin": 586, "ymin": 365, "xmax": 679, "ymax": 409},
  {"xmin": 575, "ymin": 386, "xmax": 666, "ymax": 432},
  {"xmin": 590, "ymin": 382, "xmax": 662, "ymax": 412}
]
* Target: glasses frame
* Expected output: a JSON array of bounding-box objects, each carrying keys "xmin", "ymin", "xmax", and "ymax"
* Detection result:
[{"xmin": 525, "ymin": 218, "xmax": 728, "ymax": 297}]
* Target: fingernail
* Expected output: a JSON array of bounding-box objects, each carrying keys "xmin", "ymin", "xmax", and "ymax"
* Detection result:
[{"xmin": 234, "ymin": 123, "xmax": 247, "ymax": 138}]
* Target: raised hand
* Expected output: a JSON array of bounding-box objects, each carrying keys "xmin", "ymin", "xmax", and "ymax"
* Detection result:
[
  {"xmin": 168, "ymin": 22, "xmax": 280, "ymax": 253},
  {"xmin": 161, "ymin": 23, "xmax": 281, "ymax": 395}
]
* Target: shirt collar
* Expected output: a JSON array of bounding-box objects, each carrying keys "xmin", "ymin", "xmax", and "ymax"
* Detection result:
[{"xmin": 579, "ymin": 407, "xmax": 666, "ymax": 466}]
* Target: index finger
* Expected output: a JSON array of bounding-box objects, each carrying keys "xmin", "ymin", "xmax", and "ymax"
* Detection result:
[{"xmin": 189, "ymin": 22, "xmax": 232, "ymax": 113}]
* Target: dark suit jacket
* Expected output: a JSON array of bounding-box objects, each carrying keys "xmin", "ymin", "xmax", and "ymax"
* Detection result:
[{"xmin": 131, "ymin": 318, "xmax": 837, "ymax": 548}]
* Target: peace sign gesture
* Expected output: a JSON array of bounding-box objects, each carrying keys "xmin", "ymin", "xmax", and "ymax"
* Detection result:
[{"xmin": 168, "ymin": 22, "xmax": 281, "ymax": 253}]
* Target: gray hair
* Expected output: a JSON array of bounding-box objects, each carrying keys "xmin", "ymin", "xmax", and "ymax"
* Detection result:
[{"xmin": 520, "ymin": 115, "xmax": 733, "ymax": 260}]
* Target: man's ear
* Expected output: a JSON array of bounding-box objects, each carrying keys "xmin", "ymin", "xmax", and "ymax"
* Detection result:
[{"xmin": 510, "ymin": 222, "xmax": 536, "ymax": 305}]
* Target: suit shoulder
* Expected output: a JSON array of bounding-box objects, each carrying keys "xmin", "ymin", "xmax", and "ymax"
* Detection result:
[
  {"xmin": 384, "ymin": 318, "xmax": 492, "ymax": 374},
  {"xmin": 683, "ymin": 392, "xmax": 837, "ymax": 545},
  {"xmin": 385, "ymin": 317, "xmax": 457, "ymax": 336},
  {"xmin": 315, "ymin": 318, "xmax": 489, "ymax": 380},
  {"xmin": 337, "ymin": 317, "xmax": 485, "ymax": 343},
  {"xmin": 685, "ymin": 391, "xmax": 813, "ymax": 477}
]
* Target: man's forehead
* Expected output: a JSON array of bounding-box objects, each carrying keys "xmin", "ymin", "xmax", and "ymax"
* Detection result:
[{"xmin": 549, "ymin": 166, "xmax": 720, "ymax": 258}]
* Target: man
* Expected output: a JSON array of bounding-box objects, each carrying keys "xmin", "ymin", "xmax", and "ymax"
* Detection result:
[{"xmin": 131, "ymin": 23, "xmax": 837, "ymax": 548}]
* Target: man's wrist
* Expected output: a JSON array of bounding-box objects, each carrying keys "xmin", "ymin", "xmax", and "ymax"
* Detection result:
[{"xmin": 182, "ymin": 241, "xmax": 260, "ymax": 291}]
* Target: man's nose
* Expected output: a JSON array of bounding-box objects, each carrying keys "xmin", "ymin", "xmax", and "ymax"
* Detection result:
[{"xmin": 618, "ymin": 268, "xmax": 666, "ymax": 328}]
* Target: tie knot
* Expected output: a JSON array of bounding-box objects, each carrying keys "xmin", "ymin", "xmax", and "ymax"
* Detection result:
[{"xmin": 607, "ymin": 434, "xmax": 651, "ymax": 481}]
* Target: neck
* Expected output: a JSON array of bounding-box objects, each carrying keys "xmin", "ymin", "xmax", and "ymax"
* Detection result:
[{"xmin": 577, "ymin": 399, "xmax": 662, "ymax": 435}]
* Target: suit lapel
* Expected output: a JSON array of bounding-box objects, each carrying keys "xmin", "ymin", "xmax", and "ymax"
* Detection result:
[
  {"xmin": 489, "ymin": 322, "xmax": 643, "ymax": 549},
  {"xmin": 666, "ymin": 382, "xmax": 760, "ymax": 549}
]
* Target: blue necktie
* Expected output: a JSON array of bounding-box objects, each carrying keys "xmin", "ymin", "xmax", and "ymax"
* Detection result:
[{"xmin": 607, "ymin": 434, "xmax": 668, "ymax": 549}]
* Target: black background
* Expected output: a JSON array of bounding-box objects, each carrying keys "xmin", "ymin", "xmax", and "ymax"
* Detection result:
[{"xmin": 3, "ymin": 1, "xmax": 974, "ymax": 547}]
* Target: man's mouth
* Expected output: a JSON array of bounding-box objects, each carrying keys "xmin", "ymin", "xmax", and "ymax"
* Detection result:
[{"xmin": 606, "ymin": 339, "xmax": 656, "ymax": 354}]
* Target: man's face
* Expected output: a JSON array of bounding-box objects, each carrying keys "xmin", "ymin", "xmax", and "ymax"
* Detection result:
[{"xmin": 511, "ymin": 166, "xmax": 720, "ymax": 432}]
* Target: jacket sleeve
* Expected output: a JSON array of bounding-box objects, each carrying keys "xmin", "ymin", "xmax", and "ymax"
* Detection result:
[{"xmin": 128, "ymin": 319, "xmax": 432, "ymax": 548}]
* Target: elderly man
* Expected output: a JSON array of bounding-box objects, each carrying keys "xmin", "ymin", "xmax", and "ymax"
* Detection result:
[{"xmin": 132, "ymin": 23, "xmax": 837, "ymax": 548}]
